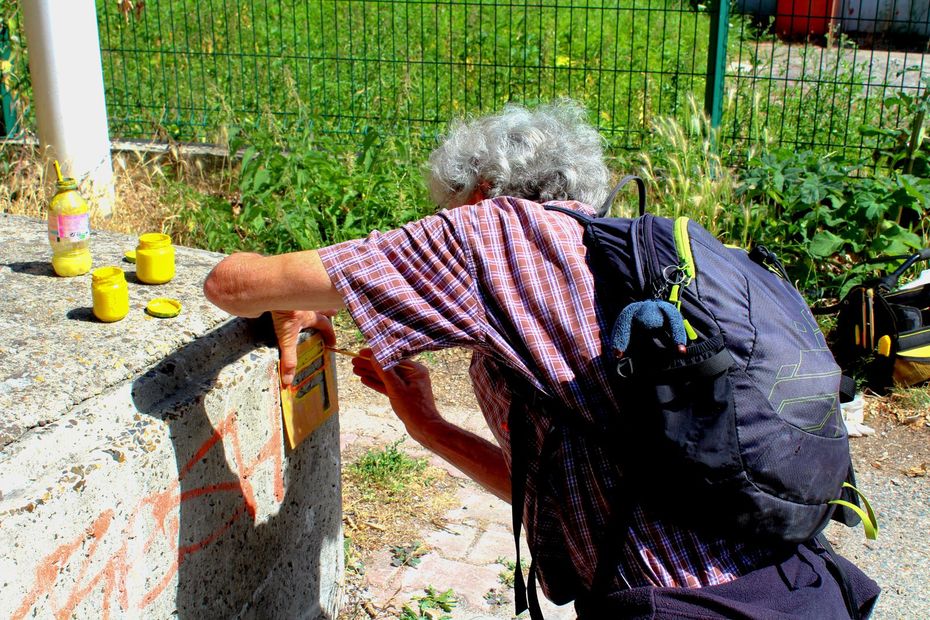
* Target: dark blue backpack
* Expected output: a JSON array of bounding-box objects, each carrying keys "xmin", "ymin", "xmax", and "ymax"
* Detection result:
[{"xmin": 509, "ymin": 177, "xmax": 876, "ymax": 619}]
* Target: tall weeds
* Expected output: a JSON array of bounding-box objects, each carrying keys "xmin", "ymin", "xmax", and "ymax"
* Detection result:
[{"xmin": 634, "ymin": 96, "xmax": 746, "ymax": 244}]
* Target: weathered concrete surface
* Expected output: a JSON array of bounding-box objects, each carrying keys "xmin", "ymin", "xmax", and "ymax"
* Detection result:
[{"xmin": 0, "ymin": 214, "xmax": 342, "ymax": 619}]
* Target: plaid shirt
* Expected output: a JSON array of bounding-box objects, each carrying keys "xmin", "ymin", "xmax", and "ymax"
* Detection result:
[{"xmin": 319, "ymin": 197, "xmax": 768, "ymax": 601}]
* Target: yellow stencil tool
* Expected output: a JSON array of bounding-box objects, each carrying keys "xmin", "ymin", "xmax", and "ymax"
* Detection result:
[{"xmin": 280, "ymin": 330, "xmax": 339, "ymax": 450}]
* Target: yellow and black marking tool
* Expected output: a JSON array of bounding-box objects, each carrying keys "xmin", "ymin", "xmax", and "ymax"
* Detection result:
[{"xmin": 280, "ymin": 330, "xmax": 339, "ymax": 450}]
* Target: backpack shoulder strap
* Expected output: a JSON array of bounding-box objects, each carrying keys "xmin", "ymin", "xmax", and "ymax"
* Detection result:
[
  {"xmin": 505, "ymin": 373, "xmax": 550, "ymax": 620},
  {"xmin": 542, "ymin": 203, "xmax": 593, "ymax": 224},
  {"xmin": 598, "ymin": 175, "xmax": 647, "ymax": 217},
  {"xmin": 543, "ymin": 175, "xmax": 646, "ymax": 220}
]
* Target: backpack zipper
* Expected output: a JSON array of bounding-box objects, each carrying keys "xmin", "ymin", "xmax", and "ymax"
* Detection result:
[
  {"xmin": 673, "ymin": 216, "xmax": 696, "ymax": 282},
  {"xmin": 633, "ymin": 215, "xmax": 698, "ymax": 342},
  {"xmin": 671, "ymin": 217, "xmax": 698, "ymax": 341},
  {"xmin": 635, "ymin": 215, "xmax": 663, "ymax": 298}
]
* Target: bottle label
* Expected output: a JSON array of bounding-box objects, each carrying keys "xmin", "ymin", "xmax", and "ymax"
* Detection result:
[{"xmin": 57, "ymin": 214, "xmax": 90, "ymax": 242}]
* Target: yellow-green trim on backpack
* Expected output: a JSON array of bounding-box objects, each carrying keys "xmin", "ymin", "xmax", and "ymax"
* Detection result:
[
  {"xmin": 674, "ymin": 217, "xmax": 696, "ymax": 280},
  {"xmin": 829, "ymin": 482, "xmax": 878, "ymax": 540},
  {"xmin": 671, "ymin": 217, "xmax": 699, "ymax": 341}
]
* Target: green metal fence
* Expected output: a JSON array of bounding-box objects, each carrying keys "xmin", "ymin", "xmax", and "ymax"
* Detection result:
[
  {"xmin": 0, "ymin": 20, "xmax": 18, "ymax": 137},
  {"xmin": 95, "ymin": 0, "xmax": 715, "ymax": 149},
  {"xmin": 723, "ymin": 8, "xmax": 930, "ymax": 158},
  {"xmin": 4, "ymin": 1, "xmax": 929, "ymax": 158}
]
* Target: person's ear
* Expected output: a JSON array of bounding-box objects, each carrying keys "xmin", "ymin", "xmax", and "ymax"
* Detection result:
[
  {"xmin": 472, "ymin": 179, "xmax": 492, "ymax": 203},
  {"xmin": 466, "ymin": 188, "xmax": 486, "ymax": 205}
]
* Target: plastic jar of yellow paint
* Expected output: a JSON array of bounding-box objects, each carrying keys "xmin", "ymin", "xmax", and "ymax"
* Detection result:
[
  {"xmin": 135, "ymin": 233, "xmax": 175, "ymax": 284},
  {"xmin": 91, "ymin": 266, "xmax": 129, "ymax": 322},
  {"xmin": 48, "ymin": 175, "xmax": 92, "ymax": 277}
]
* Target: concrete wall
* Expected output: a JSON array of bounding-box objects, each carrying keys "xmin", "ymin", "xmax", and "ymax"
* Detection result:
[{"xmin": 0, "ymin": 214, "xmax": 342, "ymax": 619}]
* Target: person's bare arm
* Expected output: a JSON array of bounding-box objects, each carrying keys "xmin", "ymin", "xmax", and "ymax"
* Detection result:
[
  {"xmin": 204, "ymin": 250, "xmax": 345, "ymax": 385},
  {"xmin": 352, "ymin": 350, "xmax": 512, "ymax": 502},
  {"xmin": 203, "ymin": 250, "xmax": 344, "ymax": 318}
]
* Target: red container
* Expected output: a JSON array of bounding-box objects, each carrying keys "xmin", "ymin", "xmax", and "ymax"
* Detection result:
[{"xmin": 775, "ymin": 0, "xmax": 834, "ymax": 36}]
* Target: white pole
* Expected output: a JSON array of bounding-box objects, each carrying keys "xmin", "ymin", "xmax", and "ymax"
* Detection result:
[{"xmin": 21, "ymin": 0, "xmax": 114, "ymax": 216}]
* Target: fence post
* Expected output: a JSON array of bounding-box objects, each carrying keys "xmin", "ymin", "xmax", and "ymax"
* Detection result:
[
  {"xmin": 0, "ymin": 20, "xmax": 17, "ymax": 138},
  {"xmin": 21, "ymin": 0, "xmax": 114, "ymax": 215},
  {"xmin": 703, "ymin": 0, "xmax": 730, "ymax": 129}
]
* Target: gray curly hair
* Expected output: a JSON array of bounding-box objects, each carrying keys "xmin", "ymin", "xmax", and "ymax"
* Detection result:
[{"xmin": 426, "ymin": 100, "xmax": 611, "ymax": 209}]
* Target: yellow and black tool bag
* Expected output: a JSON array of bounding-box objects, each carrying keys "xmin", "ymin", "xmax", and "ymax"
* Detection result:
[{"xmin": 830, "ymin": 250, "xmax": 930, "ymax": 389}]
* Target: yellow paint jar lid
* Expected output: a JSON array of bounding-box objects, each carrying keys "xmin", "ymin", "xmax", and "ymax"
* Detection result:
[
  {"xmin": 146, "ymin": 298, "xmax": 182, "ymax": 318},
  {"xmin": 124, "ymin": 249, "xmax": 137, "ymax": 263}
]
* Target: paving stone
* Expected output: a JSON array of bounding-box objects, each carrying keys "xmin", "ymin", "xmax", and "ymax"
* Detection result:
[
  {"xmin": 399, "ymin": 553, "xmax": 502, "ymax": 615},
  {"xmin": 339, "ymin": 431, "xmax": 360, "ymax": 451},
  {"xmin": 425, "ymin": 521, "xmax": 480, "ymax": 560},
  {"xmin": 446, "ymin": 488, "xmax": 511, "ymax": 527},
  {"xmin": 361, "ymin": 547, "xmax": 402, "ymax": 603},
  {"xmin": 466, "ymin": 525, "xmax": 519, "ymax": 566}
]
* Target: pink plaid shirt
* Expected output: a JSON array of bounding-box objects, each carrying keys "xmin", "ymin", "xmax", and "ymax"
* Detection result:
[{"xmin": 319, "ymin": 197, "xmax": 768, "ymax": 601}]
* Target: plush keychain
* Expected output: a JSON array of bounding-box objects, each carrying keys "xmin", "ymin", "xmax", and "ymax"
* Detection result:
[{"xmin": 611, "ymin": 299, "xmax": 688, "ymax": 358}]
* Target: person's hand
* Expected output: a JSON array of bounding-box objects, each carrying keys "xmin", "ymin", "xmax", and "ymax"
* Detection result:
[
  {"xmin": 351, "ymin": 349, "xmax": 442, "ymax": 442},
  {"xmin": 272, "ymin": 310, "xmax": 336, "ymax": 386}
]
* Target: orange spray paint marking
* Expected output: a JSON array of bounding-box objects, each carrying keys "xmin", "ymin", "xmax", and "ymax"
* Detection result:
[{"xmin": 15, "ymin": 400, "xmax": 288, "ymax": 617}]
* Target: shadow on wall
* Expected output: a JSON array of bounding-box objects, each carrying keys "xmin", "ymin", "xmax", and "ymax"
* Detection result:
[{"xmin": 130, "ymin": 317, "xmax": 341, "ymax": 619}]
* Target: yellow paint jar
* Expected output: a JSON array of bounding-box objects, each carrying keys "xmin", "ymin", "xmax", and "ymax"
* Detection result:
[
  {"xmin": 91, "ymin": 266, "xmax": 129, "ymax": 322},
  {"xmin": 136, "ymin": 233, "xmax": 175, "ymax": 284}
]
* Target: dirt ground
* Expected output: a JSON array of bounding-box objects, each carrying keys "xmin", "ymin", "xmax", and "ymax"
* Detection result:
[{"xmin": 847, "ymin": 395, "xmax": 930, "ymax": 477}]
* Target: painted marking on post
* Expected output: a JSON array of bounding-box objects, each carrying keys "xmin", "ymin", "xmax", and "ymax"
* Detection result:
[{"xmin": 13, "ymin": 398, "xmax": 286, "ymax": 618}]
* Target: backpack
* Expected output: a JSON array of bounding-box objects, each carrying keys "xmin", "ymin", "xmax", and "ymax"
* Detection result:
[
  {"xmin": 820, "ymin": 250, "xmax": 930, "ymax": 390},
  {"xmin": 507, "ymin": 177, "xmax": 876, "ymax": 619}
]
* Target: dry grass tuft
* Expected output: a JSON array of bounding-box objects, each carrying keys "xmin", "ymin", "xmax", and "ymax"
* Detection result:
[
  {"xmin": 0, "ymin": 141, "xmax": 228, "ymax": 244},
  {"xmin": 341, "ymin": 453, "xmax": 460, "ymax": 558},
  {"xmin": 338, "ymin": 446, "xmax": 461, "ymax": 620}
]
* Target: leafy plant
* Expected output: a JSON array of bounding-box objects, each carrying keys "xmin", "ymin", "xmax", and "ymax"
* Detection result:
[
  {"xmin": 495, "ymin": 556, "xmax": 528, "ymax": 589},
  {"xmin": 399, "ymin": 586, "xmax": 457, "ymax": 620},
  {"xmin": 736, "ymin": 148, "xmax": 927, "ymax": 297},
  {"xmin": 1, "ymin": 5, "xmax": 30, "ymax": 136},
  {"xmin": 179, "ymin": 113, "xmax": 432, "ymax": 254},
  {"xmin": 347, "ymin": 439, "xmax": 427, "ymax": 493},
  {"xmin": 861, "ymin": 79, "xmax": 930, "ymax": 179},
  {"xmin": 390, "ymin": 542, "xmax": 426, "ymax": 568},
  {"xmin": 484, "ymin": 588, "xmax": 507, "ymax": 607},
  {"xmin": 344, "ymin": 535, "xmax": 364, "ymax": 575}
]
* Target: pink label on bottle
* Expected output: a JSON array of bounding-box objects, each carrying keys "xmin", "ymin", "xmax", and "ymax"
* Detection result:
[{"xmin": 57, "ymin": 214, "xmax": 90, "ymax": 241}]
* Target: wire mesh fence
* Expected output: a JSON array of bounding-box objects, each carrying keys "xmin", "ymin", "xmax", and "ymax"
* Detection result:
[
  {"xmin": 723, "ymin": 0, "xmax": 930, "ymax": 160},
  {"xmin": 4, "ymin": 1, "xmax": 929, "ymax": 159},
  {"xmin": 95, "ymin": 0, "xmax": 715, "ymax": 150}
]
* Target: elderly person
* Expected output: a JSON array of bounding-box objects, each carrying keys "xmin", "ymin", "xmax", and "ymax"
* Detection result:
[{"xmin": 204, "ymin": 101, "xmax": 878, "ymax": 619}]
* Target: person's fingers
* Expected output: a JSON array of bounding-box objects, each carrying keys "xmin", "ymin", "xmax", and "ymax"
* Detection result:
[
  {"xmin": 357, "ymin": 376, "xmax": 388, "ymax": 396},
  {"xmin": 279, "ymin": 341, "xmax": 297, "ymax": 386},
  {"xmin": 309, "ymin": 313, "xmax": 336, "ymax": 346},
  {"xmin": 271, "ymin": 311, "xmax": 297, "ymax": 386},
  {"xmin": 351, "ymin": 362, "xmax": 382, "ymax": 385},
  {"xmin": 351, "ymin": 354, "xmax": 377, "ymax": 376}
]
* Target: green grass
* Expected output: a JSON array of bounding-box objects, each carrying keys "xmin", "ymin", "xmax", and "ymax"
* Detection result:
[
  {"xmin": 89, "ymin": 1, "xmax": 910, "ymax": 159},
  {"xmin": 721, "ymin": 29, "xmax": 893, "ymax": 163},
  {"xmin": 95, "ymin": 0, "xmax": 715, "ymax": 149},
  {"xmin": 2, "ymin": 1, "xmax": 913, "ymax": 162},
  {"xmin": 347, "ymin": 439, "xmax": 427, "ymax": 493}
]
